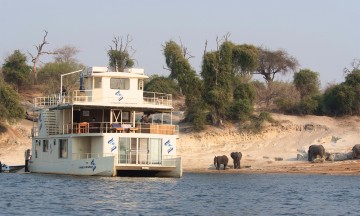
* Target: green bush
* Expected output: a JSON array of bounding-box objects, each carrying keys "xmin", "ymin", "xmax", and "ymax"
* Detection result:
[
  {"xmin": 144, "ymin": 75, "xmax": 180, "ymax": 98},
  {"xmin": 229, "ymin": 99, "xmax": 253, "ymax": 121},
  {"xmin": 0, "ymin": 78, "xmax": 24, "ymax": 123},
  {"xmin": 299, "ymin": 96, "xmax": 319, "ymax": 115},
  {"xmin": 321, "ymin": 84, "xmax": 355, "ymax": 116}
]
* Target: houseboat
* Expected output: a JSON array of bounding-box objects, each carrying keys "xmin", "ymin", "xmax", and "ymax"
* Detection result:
[{"xmin": 29, "ymin": 67, "xmax": 182, "ymax": 178}]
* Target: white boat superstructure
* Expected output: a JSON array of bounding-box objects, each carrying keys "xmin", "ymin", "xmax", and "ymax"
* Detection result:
[{"xmin": 29, "ymin": 67, "xmax": 182, "ymax": 177}]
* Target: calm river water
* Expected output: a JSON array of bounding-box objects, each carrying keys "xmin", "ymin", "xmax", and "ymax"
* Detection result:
[{"xmin": 1, "ymin": 172, "xmax": 360, "ymax": 215}]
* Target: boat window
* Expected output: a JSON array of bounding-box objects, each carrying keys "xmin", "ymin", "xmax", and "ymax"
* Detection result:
[
  {"xmin": 110, "ymin": 78, "xmax": 130, "ymax": 90},
  {"xmin": 150, "ymin": 138, "xmax": 162, "ymax": 164},
  {"xmin": 119, "ymin": 138, "xmax": 131, "ymax": 164},
  {"xmin": 94, "ymin": 77, "xmax": 102, "ymax": 88},
  {"xmin": 42, "ymin": 140, "xmax": 49, "ymax": 152},
  {"xmin": 138, "ymin": 79, "xmax": 143, "ymax": 90},
  {"xmin": 59, "ymin": 139, "xmax": 68, "ymax": 159}
]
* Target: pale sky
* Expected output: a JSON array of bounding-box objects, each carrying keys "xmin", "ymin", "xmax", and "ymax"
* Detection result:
[{"xmin": 1, "ymin": 0, "xmax": 359, "ymax": 88}]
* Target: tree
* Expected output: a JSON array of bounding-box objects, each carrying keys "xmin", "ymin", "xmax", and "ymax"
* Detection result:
[
  {"xmin": 163, "ymin": 40, "xmax": 203, "ymax": 128},
  {"xmin": 0, "ymin": 78, "xmax": 24, "ymax": 123},
  {"xmin": 108, "ymin": 35, "xmax": 135, "ymax": 71},
  {"xmin": 344, "ymin": 69, "xmax": 360, "ymax": 114},
  {"xmin": 38, "ymin": 45, "xmax": 84, "ymax": 94},
  {"xmin": 321, "ymin": 84, "xmax": 355, "ymax": 116},
  {"xmin": 144, "ymin": 75, "xmax": 181, "ymax": 98},
  {"xmin": 254, "ymin": 47, "xmax": 298, "ymax": 84},
  {"xmin": 230, "ymin": 81, "xmax": 256, "ymax": 120},
  {"xmin": 293, "ymin": 69, "xmax": 320, "ymax": 99},
  {"xmin": 2, "ymin": 50, "xmax": 31, "ymax": 90},
  {"xmin": 28, "ymin": 30, "xmax": 56, "ymax": 82},
  {"xmin": 343, "ymin": 59, "xmax": 360, "ymax": 75},
  {"xmin": 200, "ymin": 38, "xmax": 258, "ymax": 124},
  {"xmin": 53, "ymin": 45, "xmax": 80, "ymax": 63},
  {"xmin": 271, "ymin": 81, "xmax": 301, "ymax": 113},
  {"xmin": 38, "ymin": 62, "xmax": 84, "ymax": 95}
]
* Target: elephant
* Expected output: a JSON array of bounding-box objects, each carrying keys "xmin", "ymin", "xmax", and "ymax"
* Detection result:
[
  {"xmin": 352, "ymin": 144, "xmax": 360, "ymax": 159},
  {"xmin": 308, "ymin": 145, "xmax": 325, "ymax": 162},
  {"xmin": 214, "ymin": 155, "xmax": 228, "ymax": 170},
  {"xmin": 230, "ymin": 152, "xmax": 242, "ymax": 169}
]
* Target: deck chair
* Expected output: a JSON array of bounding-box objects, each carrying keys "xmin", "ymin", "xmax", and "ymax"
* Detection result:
[{"xmin": 111, "ymin": 123, "xmax": 124, "ymax": 133}]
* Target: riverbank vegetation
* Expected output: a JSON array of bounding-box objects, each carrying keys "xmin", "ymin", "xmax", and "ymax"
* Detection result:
[{"xmin": 1, "ymin": 32, "xmax": 360, "ymax": 133}]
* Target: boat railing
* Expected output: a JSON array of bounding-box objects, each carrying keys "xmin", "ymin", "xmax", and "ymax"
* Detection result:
[
  {"xmin": 33, "ymin": 90, "xmax": 172, "ymax": 108},
  {"xmin": 31, "ymin": 121, "xmax": 179, "ymax": 136},
  {"xmin": 33, "ymin": 95, "xmax": 60, "ymax": 108},
  {"xmin": 72, "ymin": 153, "xmax": 114, "ymax": 160},
  {"xmin": 117, "ymin": 152, "xmax": 177, "ymax": 167},
  {"xmin": 143, "ymin": 91, "xmax": 172, "ymax": 106}
]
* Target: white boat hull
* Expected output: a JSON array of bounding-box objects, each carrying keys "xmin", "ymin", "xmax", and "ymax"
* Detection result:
[{"xmin": 29, "ymin": 156, "xmax": 115, "ymax": 176}]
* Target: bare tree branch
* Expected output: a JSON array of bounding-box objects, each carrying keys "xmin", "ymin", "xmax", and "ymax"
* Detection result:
[
  {"xmin": 178, "ymin": 37, "xmax": 194, "ymax": 60},
  {"xmin": 28, "ymin": 30, "xmax": 56, "ymax": 82},
  {"xmin": 163, "ymin": 66, "xmax": 171, "ymax": 71},
  {"xmin": 344, "ymin": 58, "xmax": 360, "ymax": 75},
  {"xmin": 203, "ymin": 40, "xmax": 208, "ymax": 57}
]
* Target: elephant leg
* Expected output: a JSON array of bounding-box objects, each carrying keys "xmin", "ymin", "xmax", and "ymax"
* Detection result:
[{"xmin": 223, "ymin": 163, "xmax": 227, "ymax": 170}]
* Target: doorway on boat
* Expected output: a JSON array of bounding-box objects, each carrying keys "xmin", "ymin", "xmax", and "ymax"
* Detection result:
[{"xmin": 118, "ymin": 138, "xmax": 162, "ymax": 165}]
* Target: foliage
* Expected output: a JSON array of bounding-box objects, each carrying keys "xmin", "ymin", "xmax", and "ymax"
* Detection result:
[
  {"xmin": 229, "ymin": 99, "xmax": 253, "ymax": 121},
  {"xmin": 144, "ymin": 75, "xmax": 180, "ymax": 98},
  {"xmin": 298, "ymin": 96, "xmax": 319, "ymax": 115},
  {"xmin": 293, "ymin": 69, "xmax": 320, "ymax": 99},
  {"xmin": 37, "ymin": 45, "xmax": 84, "ymax": 95},
  {"xmin": 108, "ymin": 36, "xmax": 135, "ymax": 71},
  {"xmin": 229, "ymin": 82, "xmax": 256, "ymax": 120},
  {"xmin": 320, "ymin": 69, "xmax": 360, "ymax": 116},
  {"xmin": 37, "ymin": 61, "xmax": 84, "ymax": 95},
  {"xmin": 163, "ymin": 40, "xmax": 203, "ymax": 124},
  {"xmin": 240, "ymin": 112, "xmax": 274, "ymax": 133},
  {"xmin": 2, "ymin": 50, "xmax": 31, "ymax": 90},
  {"xmin": 53, "ymin": 45, "xmax": 80, "ymax": 63},
  {"xmin": 190, "ymin": 102, "xmax": 207, "ymax": 131},
  {"xmin": 108, "ymin": 50, "xmax": 134, "ymax": 71},
  {"xmin": 321, "ymin": 84, "xmax": 355, "ymax": 116},
  {"xmin": 0, "ymin": 78, "xmax": 24, "ymax": 123},
  {"xmin": 232, "ymin": 44, "xmax": 259, "ymax": 74},
  {"xmin": 255, "ymin": 47, "xmax": 298, "ymax": 84},
  {"xmin": 344, "ymin": 69, "xmax": 360, "ymax": 114},
  {"xmin": 263, "ymin": 81, "xmax": 300, "ymax": 111},
  {"xmin": 274, "ymin": 97, "xmax": 298, "ymax": 114},
  {"xmin": 201, "ymin": 40, "xmax": 259, "ymax": 125}
]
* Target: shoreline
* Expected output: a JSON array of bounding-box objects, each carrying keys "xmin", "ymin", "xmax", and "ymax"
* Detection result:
[{"xmin": 183, "ymin": 160, "xmax": 360, "ymax": 175}]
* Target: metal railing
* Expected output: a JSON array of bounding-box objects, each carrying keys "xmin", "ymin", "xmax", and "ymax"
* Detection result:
[
  {"xmin": 33, "ymin": 90, "xmax": 172, "ymax": 108},
  {"xmin": 31, "ymin": 122, "xmax": 179, "ymax": 137}
]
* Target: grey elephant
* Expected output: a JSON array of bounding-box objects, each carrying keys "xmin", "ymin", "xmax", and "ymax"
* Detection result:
[
  {"xmin": 308, "ymin": 145, "xmax": 325, "ymax": 162},
  {"xmin": 214, "ymin": 155, "xmax": 228, "ymax": 170},
  {"xmin": 230, "ymin": 152, "xmax": 242, "ymax": 169},
  {"xmin": 352, "ymin": 144, "xmax": 360, "ymax": 159}
]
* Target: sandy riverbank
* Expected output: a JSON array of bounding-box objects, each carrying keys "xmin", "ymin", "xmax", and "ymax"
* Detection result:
[{"xmin": 177, "ymin": 113, "xmax": 360, "ymax": 175}]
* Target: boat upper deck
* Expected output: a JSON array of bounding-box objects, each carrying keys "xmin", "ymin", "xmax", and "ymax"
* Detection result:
[
  {"xmin": 33, "ymin": 66, "xmax": 173, "ymax": 110},
  {"xmin": 30, "ymin": 67, "xmax": 179, "ymax": 138},
  {"xmin": 33, "ymin": 90, "xmax": 172, "ymax": 110}
]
